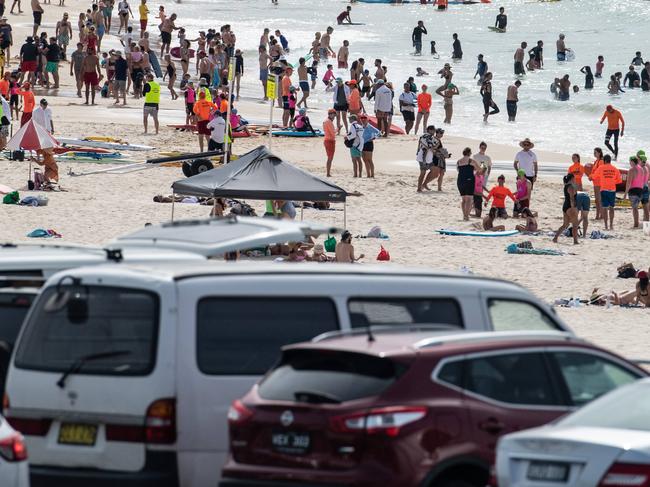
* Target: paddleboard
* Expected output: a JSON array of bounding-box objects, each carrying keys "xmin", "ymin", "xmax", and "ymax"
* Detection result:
[
  {"xmin": 367, "ymin": 115, "xmax": 405, "ymax": 135},
  {"xmin": 488, "ymin": 26, "xmax": 506, "ymax": 33},
  {"xmin": 272, "ymin": 129, "xmax": 324, "ymax": 137},
  {"xmin": 170, "ymin": 46, "xmax": 195, "ymax": 59},
  {"xmin": 148, "ymin": 50, "xmax": 163, "ymax": 78},
  {"xmin": 58, "ymin": 137, "xmax": 155, "ymax": 152},
  {"xmin": 437, "ymin": 229, "xmax": 519, "ymax": 237},
  {"xmin": 339, "ymin": 22, "xmax": 365, "ymax": 25}
]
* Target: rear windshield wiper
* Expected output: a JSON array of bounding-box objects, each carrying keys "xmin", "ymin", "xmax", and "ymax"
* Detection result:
[
  {"xmin": 294, "ymin": 390, "xmax": 342, "ymax": 404},
  {"xmin": 56, "ymin": 350, "xmax": 132, "ymax": 389}
]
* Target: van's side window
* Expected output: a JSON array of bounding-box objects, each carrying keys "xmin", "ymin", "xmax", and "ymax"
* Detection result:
[
  {"xmin": 196, "ymin": 298, "xmax": 339, "ymax": 375},
  {"xmin": 348, "ymin": 298, "xmax": 463, "ymax": 328},
  {"xmin": 488, "ymin": 299, "xmax": 559, "ymax": 331}
]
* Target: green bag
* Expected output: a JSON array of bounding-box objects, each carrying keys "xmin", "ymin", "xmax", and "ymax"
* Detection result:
[
  {"xmin": 324, "ymin": 235, "xmax": 337, "ymax": 253},
  {"xmin": 2, "ymin": 191, "xmax": 19, "ymax": 205}
]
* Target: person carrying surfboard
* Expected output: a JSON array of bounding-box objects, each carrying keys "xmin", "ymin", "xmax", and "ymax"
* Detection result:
[
  {"xmin": 336, "ymin": 6, "xmax": 352, "ymax": 25},
  {"xmin": 495, "ymin": 7, "xmax": 507, "ymax": 31}
]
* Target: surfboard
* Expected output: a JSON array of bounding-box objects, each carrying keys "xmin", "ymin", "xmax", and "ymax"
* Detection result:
[
  {"xmin": 488, "ymin": 26, "xmax": 506, "ymax": 33},
  {"xmin": 58, "ymin": 137, "xmax": 155, "ymax": 152},
  {"xmin": 148, "ymin": 50, "xmax": 163, "ymax": 78},
  {"xmin": 437, "ymin": 229, "xmax": 519, "ymax": 237},
  {"xmin": 339, "ymin": 22, "xmax": 365, "ymax": 25},
  {"xmin": 170, "ymin": 46, "xmax": 195, "ymax": 59},
  {"xmin": 366, "ymin": 115, "xmax": 405, "ymax": 135},
  {"xmin": 271, "ymin": 129, "xmax": 324, "ymax": 137}
]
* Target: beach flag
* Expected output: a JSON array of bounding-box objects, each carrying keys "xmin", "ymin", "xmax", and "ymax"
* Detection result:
[{"xmin": 7, "ymin": 119, "xmax": 59, "ymax": 151}]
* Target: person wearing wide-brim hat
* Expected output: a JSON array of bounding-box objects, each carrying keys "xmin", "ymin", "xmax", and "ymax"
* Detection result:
[{"xmin": 514, "ymin": 138, "xmax": 538, "ymax": 192}]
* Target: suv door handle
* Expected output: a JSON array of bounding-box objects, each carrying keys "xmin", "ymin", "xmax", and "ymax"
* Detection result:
[{"xmin": 478, "ymin": 418, "xmax": 505, "ymax": 435}]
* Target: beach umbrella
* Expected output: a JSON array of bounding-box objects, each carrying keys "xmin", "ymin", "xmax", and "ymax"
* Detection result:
[{"xmin": 6, "ymin": 119, "xmax": 59, "ymax": 151}]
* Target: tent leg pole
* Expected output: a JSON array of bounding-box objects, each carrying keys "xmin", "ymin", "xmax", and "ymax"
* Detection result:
[
  {"xmin": 171, "ymin": 195, "xmax": 175, "ymax": 222},
  {"xmin": 344, "ymin": 201, "xmax": 347, "ymax": 229},
  {"xmin": 212, "ymin": 198, "xmax": 217, "ymax": 218},
  {"xmin": 300, "ymin": 205, "xmax": 303, "ymax": 221}
]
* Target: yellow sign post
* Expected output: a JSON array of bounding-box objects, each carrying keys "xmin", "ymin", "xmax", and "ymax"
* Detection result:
[{"xmin": 267, "ymin": 74, "xmax": 278, "ymax": 148}]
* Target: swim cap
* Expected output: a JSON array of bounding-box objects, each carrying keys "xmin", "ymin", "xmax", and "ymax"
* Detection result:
[
  {"xmin": 517, "ymin": 169, "xmax": 526, "ymax": 177},
  {"xmin": 298, "ymin": 108, "xmax": 306, "ymax": 114},
  {"xmin": 448, "ymin": 83, "xmax": 455, "ymax": 89}
]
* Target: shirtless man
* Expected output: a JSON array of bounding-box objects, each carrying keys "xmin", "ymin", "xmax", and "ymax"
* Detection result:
[
  {"xmin": 159, "ymin": 13, "xmax": 177, "ymax": 58},
  {"xmin": 259, "ymin": 28, "xmax": 269, "ymax": 50},
  {"xmin": 555, "ymin": 74, "xmax": 571, "ymax": 100},
  {"xmin": 69, "ymin": 42, "xmax": 84, "ymax": 96},
  {"xmin": 309, "ymin": 32, "xmax": 321, "ymax": 63},
  {"xmin": 319, "ymin": 26, "xmax": 335, "ymax": 61},
  {"xmin": 82, "ymin": 48, "xmax": 102, "ymax": 105},
  {"xmin": 506, "ymin": 80, "xmax": 521, "ymax": 121},
  {"xmin": 31, "ymin": 0, "xmax": 43, "ymax": 38},
  {"xmin": 92, "ymin": 4, "xmax": 106, "ymax": 52},
  {"xmin": 258, "ymin": 45, "xmax": 272, "ymax": 100},
  {"xmin": 56, "ymin": 13, "xmax": 72, "ymax": 60},
  {"xmin": 198, "ymin": 51, "xmax": 212, "ymax": 86},
  {"xmin": 514, "ymin": 41, "xmax": 526, "ymax": 75},
  {"xmin": 556, "ymin": 33, "xmax": 568, "ymax": 61},
  {"xmin": 297, "ymin": 56, "xmax": 309, "ymax": 108},
  {"xmin": 337, "ymin": 40, "xmax": 349, "ymax": 69},
  {"xmin": 374, "ymin": 58, "xmax": 385, "ymax": 81}
]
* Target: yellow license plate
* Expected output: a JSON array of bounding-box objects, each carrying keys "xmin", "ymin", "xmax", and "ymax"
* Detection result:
[{"xmin": 58, "ymin": 423, "xmax": 98, "ymax": 446}]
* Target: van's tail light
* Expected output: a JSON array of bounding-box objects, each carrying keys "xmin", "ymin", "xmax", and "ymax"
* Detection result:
[
  {"xmin": 330, "ymin": 406, "xmax": 427, "ymax": 437},
  {"xmin": 5, "ymin": 417, "xmax": 51, "ymax": 436},
  {"xmin": 2, "ymin": 394, "xmax": 9, "ymax": 412},
  {"xmin": 227, "ymin": 400, "xmax": 253, "ymax": 425},
  {"xmin": 0, "ymin": 434, "xmax": 28, "ymax": 462},
  {"xmin": 599, "ymin": 463, "xmax": 650, "ymax": 487},
  {"xmin": 106, "ymin": 398, "xmax": 176, "ymax": 444},
  {"xmin": 145, "ymin": 398, "xmax": 176, "ymax": 444}
]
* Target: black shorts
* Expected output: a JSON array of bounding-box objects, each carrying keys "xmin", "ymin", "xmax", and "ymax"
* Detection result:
[
  {"xmin": 10, "ymin": 94, "xmax": 18, "ymax": 107},
  {"xmin": 282, "ymin": 95, "xmax": 289, "ymax": 110},
  {"xmin": 605, "ymin": 128, "xmax": 620, "ymax": 140},
  {"xmin": 514, "ymin": 61, "xmax": 525, "ymax": 75},
  {"xmin": 457, "ymin": 177, "xmax": 475, "ymax": 196},
  {"xmin": 161, "ymin": 31, "xmax": 172, "ymax": 44},
  {"xmin": 362, "ymin": 141, "xmax": 374, "ymax": 152},
  {"xmin": 33, "ymin": 11, "xmax": 42, "ymax": 25},
  {"xmin": 208, "ymin": 140, "xmax": 224, "ymax": 151},
  {"xmin": 506, "ymin": 100, "xmax": 517, "ymax": 117},
  {"xmin": 495, "ymin": 207, "xmax": 508, "ymax": 218},
  {"xmin": 334, "ymin": 103, "xmax": 348, "ymax": 112},
  {"xmin": 402, "ymin": 110, "xmax": 415, "ymax": 121},
  {"xmin": 186, "ymin": 102, "xmax": 194, "ymax": 115},
  {"xmin": 473, "ymin": 195, "xmax": 483, "ymax": 210}
]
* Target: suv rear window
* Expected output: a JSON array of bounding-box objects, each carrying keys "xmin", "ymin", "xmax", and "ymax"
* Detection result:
[
  {"xmin": 197, "ymin": 298, "xmax": 339, "ymax": 375},
  {"xmin": 0, "ymin": 291, "xmax": 36, "ymax": 346},
  {"xmin": 258, "ymin": 350, "xmax": 406, "ymax": 403},
  {"xmin": 348, "ymin": 298, "xmax": 463, "ymax": 328},
  {"xmin": 15, "ymin": 286, "xmax": 158, "ymax": 375}
]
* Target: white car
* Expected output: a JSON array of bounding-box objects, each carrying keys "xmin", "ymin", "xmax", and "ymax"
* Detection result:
[
  {"xmin": 496, "ymin": 377, "xmax": 650, "ymax": 487},
  {"xmin": 0, "ymin": 414, "xmax": 29, "ymax": 487}
]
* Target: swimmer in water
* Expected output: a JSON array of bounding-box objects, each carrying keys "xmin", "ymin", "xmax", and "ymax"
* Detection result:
[
  {"xmin": 416, "ymin": 67, "xmax": 429, "ymax": 76},
  {"xmin": 595, "ymin": 55, "xmax": 604, "ymax": 78},
  {"xmin": 495, "ymin": 7, "xmax": 507, "ymax": 31},
  {"xmin": 514, "ymin": 42, "xmax": 527, "ymax": 75},
  {"xmin": 337, "ymin": 6, "xmax": 352, "ymax": 25},
  {"xmin": 580, "ymin": 65, "xmax": 594, "ymax": 89}
]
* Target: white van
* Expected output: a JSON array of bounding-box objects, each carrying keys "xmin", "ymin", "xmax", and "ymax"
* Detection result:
[{"xmin": 5, "ymin": 262, "xmax": 571, "ymax": 487}]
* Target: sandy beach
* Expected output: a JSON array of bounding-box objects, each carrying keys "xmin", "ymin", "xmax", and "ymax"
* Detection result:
[{"xmin": 0, "ymin": 0, "xmax": 648, "ymax": 360}]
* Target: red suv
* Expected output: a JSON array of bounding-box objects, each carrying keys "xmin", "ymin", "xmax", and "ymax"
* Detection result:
[{"xmin": 220, "ymin": 330, "xmax": 646, "ymax": 487}]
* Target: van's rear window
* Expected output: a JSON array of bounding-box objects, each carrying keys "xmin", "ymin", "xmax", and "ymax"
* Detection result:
[
  {"xmin": 0, "ymin": 292, "xmax": 36, "ymax": 346},
  {"xmin": 196, "ymin": 298, "xmax": 339, "ymax": 375},
  {"xmin": 15, "ymin": 286, "xmax": 158, "ymax": 375},
  {"xmin": 259, "ymin": 350, "xmax": 406, "ymax": 403}
]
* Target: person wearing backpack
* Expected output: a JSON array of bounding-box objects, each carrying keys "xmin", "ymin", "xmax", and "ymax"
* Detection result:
[{"xmin": 345, "ymin": 114, "xmax": 364, "ymax": 177}]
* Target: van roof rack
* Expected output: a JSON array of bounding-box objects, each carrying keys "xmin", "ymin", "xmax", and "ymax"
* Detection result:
[
  {"xmin": 312, "ymin": 324, "xmax": 462, "ymax": 343},
  {"xmin": 413, "ymin": 330, "xmax": 579, "ymax": 349}
]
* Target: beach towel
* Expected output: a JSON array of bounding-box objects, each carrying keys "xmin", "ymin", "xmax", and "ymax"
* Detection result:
[
  {"xmin": 2, "ymin": 191, "xmax": 19, "ymax": 204},
  {"xmin": 19, "ymin": 196, "xmax": 40, "ymax": 207},
  {"xmin": 27, "ymin": 228, "xmax": 62, "ymax": 238},
  {"xmin": 590, "ymin": 230, "xmax": 614, "ymax": 240},
  {"xmin": 506, "ymin": 243, "xmax": 564, "ymax": 256}
]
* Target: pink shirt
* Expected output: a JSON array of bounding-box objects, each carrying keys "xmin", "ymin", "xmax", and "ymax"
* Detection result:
[{"xmin": 474, "ymin": 174, "xmax": 485, "ymax": 194}]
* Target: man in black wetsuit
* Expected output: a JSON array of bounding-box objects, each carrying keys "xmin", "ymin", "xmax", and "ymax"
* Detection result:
[
  {"xmin": 451, "ymin": 33, "xmax": 462, "ymax": 60},
  {"xmin": 412, "ymin": 20, "xmax": 427, "ymax": 55},
  {"xmin": 495, "ymin": 7, "xmax": 507, "ymax": 31},
  {"xmin": 623, "ymin": 65, "xmax": 640, "ymax": 88},
  {"xmin": 642, "ymin": 61, "xmax": 650, "ymax": 91}
]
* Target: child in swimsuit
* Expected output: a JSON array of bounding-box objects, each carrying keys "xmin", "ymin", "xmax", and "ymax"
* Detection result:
[{"xmin": 515, "ymin": 208, "xmax": 538, "ymax": 233}]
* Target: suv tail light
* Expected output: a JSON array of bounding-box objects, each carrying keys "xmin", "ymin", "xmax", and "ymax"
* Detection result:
[
  {"xmin": 227, "ymin": 400, "xmax": 253, "ymax": 425},
  {"xmin": 106, "ymin": 398, "xmax": 176, "ymax": 445},
  {"xmin": 330, "ymin": 406, "xmax": 427, "ymax": 437},
  {"xmin": 599, "ymin": 463, "xmax": 650, "ymax": 487},
  {"xmin": 5, "ymin": 417, "xmax": 52, "ymax": 436},
  {"xmin": 0, "ymin": 434, "xmax": 28, "ymax": 462}
]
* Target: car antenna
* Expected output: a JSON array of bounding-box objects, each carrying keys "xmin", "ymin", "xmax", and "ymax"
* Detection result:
[{"xmin": 366, "ymin": 325, "xmax": 375, "ymax": 342}]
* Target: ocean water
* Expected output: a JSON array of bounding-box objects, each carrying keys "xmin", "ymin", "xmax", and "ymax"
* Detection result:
[{"xmin": 169, "ymin": 0, "xmax": 648, "ymax": 157}]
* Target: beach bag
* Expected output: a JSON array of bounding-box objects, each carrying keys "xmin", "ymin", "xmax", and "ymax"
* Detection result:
[
  {"xmin": 344, "ymin": 136, "xmax": 354, "ymax": 148},
  {"xmin": 617, "ymin": 263, "xmax": 637, "ymax": 279},
  {"xmin": 2, "ymin": 191, "xmax": 18, "ymax": 204},
  {"xmin": 324, "ymin": 235, "xmax": 337, "ymax": 253},
  {"xmin": 376, "ymin": 245, "xmax": 390, "ymax": 261}
]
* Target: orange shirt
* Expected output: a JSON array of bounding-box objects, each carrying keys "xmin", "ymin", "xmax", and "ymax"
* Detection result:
[
  {"xmin": 0, "ymin": 80, "xmax": 9, "ymax": 98},
  {"xmin": 486, "ymin": 186, "xmax": 516, "ymax": 208},
  {"xmin": 219, "ymin": 99, "xmax": 228, "ymax": 114},
  {"xmin": 568, "ymin": 162, "xmax": 585, "ymax": 186},
  {"xmin": 281, "ymin": 75, "xmax": 291, "ymax": 97},
  {"xmin": 417, "ymin": 92, "xmax": 432, "ymax": 112},
  {"xmin": 589, "ymin": 158, "xmax": 604, "ymax": 186},
  {"xmin": 600, "ymin": 109, "xmax": 624, "ymax": 130},
  {"xmin": 192, "ymin": 99, "xmax": 217, "ymax": 121},
  {"xmin": 323, "ymin": 119, "xmax": 336, "ymax": 141},
  {"xmin": 19, "ymin": 91, "xmax": 35, "ymax": 113},
  {"xmin": 592, "ymin": 164, "xmax": 622, "ymax": 191},
  {"xmin": 348, "ymin": 89, "xmax": 361, "ymax": 112}
]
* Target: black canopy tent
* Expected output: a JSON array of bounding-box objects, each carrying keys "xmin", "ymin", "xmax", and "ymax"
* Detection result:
[{"xmin": 171, "ymin": 146, "xmax": 349, "ymax": 226}]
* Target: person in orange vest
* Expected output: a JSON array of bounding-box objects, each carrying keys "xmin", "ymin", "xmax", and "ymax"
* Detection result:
[
  {"xmin": 591, "ymin": 154, "xmax": 622, "ymax": 230},
  {"xmin": 437, "ymin": 0, "xmax": 448, "ymax": 10},
  {"xmin": 192, "ymin": 90, "xmax": 217, "ymax": 152},
  {"xmin": 18, "ymin": 81, "xmax": 34, "ymax": 126},
  {"xmin": 600, "ymin": 104, "xmax": 624, "ymax": 160}
]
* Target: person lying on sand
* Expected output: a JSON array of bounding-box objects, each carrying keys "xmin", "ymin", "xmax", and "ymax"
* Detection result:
[{"xmin": 590, "ymin": 273, "xmax": 650, "ymax": 307}]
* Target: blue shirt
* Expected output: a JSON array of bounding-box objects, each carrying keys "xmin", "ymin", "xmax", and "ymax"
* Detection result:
[
  {"xmin": 362, "ymin": 124, "xmax": 380, "ymax": 143},
  {"xmin": 279, "ymin": 35, "xmax": 288, "ymax": 50}
]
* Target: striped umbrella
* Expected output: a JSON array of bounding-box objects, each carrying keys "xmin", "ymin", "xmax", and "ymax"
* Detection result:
[{"xmin": 6, "ymin": 119, "xmax": 59, "ymax": 151}]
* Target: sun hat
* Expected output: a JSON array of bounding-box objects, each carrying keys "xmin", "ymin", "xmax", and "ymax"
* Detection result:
[{"xmin": 519, "ymin": 138, "xmax": 534, "ymax": 148}]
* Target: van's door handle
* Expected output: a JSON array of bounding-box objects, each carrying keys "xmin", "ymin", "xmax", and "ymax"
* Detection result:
[{"xmin": 478, "ymin": 418, "xmax": 505, "ymax": 435}]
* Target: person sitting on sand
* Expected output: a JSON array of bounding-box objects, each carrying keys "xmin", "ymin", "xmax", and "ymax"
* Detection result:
[
  {"xmin": 310, "ymin": 244, "xmax": 331, "ymax": 262},
  {"xmin": 482, "ymin": 207, "xmax": 505, "ymax": 232},
  {"xmin": 335, "ymin": 230, "xmax": 364, "ymax": 263},
  {"xmin": 515, "ymin": 208, "xmax": 538, "ymax": 233}
]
